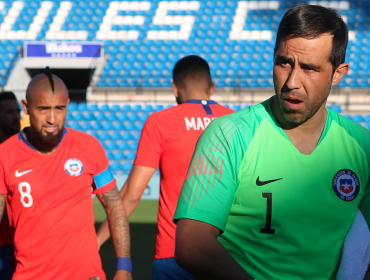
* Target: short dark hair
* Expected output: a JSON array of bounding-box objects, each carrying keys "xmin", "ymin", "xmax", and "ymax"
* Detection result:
[
  {"xmin": 172, "ymin": 55, "xmax": 212, "ymax": 90},
  {"xmin": 0, "ymin": 91, "xmax": 17, "ymax": 107},
  {"xmin": 274, "ymin": 4, "xmax": 348, "ymax": 71}
]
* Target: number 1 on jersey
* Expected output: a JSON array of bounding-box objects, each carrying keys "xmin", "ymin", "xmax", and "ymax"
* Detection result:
[{"xmin": 260, "ymin": 193, "xmax": 275, "ymax": 234}]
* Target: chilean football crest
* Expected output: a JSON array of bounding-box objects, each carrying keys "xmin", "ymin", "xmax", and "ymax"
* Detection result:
[
  {"xmin": 64, "ymin": 159, "xmax": 84, "ymax": 176},
  {"xmin": 332, "ymin": 169, "xmax": 360, "ymax": 202}
]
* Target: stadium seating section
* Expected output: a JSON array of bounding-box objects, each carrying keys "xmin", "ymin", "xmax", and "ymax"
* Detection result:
[
  {"xmin": 63, "ymin": 102, "xmax": 370, "ymax": 174},
  {"xmin": 0, "ymin": 0, "xmax": 369, "ymax": 88}
]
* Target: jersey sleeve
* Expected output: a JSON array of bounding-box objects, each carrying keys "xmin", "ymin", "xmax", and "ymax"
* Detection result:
[
  {"xmin": 90, "ymin": 137, "xmax": 117, "ymax": 194},
  {"xmin": 134, "ymin": 114, "xmax": 165, "ymax": 169},
  {"xmin": 0, "ymin": 160, "xmax": 7, "ymax": 195},
  {"xmin": 359, "ymin": 176, "xmax": 370, "ymax": 228},
  {"xmin": 174, "ymin": 117, "xmax": 241, "ymax": 232}
]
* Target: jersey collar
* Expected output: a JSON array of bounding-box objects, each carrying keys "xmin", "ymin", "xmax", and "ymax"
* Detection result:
[
  {"xmin": 18, "ymin": 127, "xmax": 68, "ymax": 152},
  {"xmin": 183, "ymin": 99, "xmax": 217, "ymax": 115}
]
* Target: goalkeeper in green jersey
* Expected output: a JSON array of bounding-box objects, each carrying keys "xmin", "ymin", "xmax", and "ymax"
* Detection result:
[{"xmin": 174, "ymin": 4, "xmax": 370, "ymax": 280}]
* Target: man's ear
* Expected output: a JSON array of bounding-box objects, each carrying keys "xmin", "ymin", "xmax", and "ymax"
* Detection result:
[
  {"xmin": 172, "ymin": 82, "xmax": 179, "ymax": 98},
  {"xmin": 332, "ymin": 63, "xmax": 349, "ymax": 87},
  {"xmin": 21, "ymin": 100, "xmax": 29, "ymax": 115},
  {"xmin": 209, "ymin": 82, "xmax": 216, "ymax": 97}
]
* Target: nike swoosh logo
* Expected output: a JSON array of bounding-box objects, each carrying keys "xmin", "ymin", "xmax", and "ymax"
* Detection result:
[
  {"xmin": 15, "ymin": 169, "xmax": 33, "ymax": 177},
  {"xmin": 256, "ymin": 176, "xmax": 283, "ymax": 186}
]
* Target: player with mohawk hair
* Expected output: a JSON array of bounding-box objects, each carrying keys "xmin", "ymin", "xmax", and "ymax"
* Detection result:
[{"xmin": 0, "ymin": 67, "xmax": 132, "ymax": 280}]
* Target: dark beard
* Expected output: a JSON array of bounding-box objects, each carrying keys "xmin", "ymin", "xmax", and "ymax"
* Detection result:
[{"xmin": 26, "ymin": 126, "xmax": 64, "ymax": 153}]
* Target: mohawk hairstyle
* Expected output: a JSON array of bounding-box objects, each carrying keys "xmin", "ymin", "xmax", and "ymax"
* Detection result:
[{"xmin": 44, "ymin": 66, "xmax": 55, "ymax": 92}]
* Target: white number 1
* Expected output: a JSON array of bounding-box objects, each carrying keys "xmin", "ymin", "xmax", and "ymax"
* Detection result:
[{"xmin": 18, "ymin": 182, "xmax": 33, "ymax": 208}]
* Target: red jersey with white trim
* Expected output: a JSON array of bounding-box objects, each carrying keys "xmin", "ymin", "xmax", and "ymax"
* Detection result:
[
  {"xmin": 0, "ymin": 128, "xmax": 116, "ymax": 280},
  {"xmin": 134, "ymin": 99, "xmax": 233, "ymax": 259}
]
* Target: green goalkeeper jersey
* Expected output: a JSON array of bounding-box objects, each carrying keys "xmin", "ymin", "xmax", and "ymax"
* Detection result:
[{"xmin": 174, "ymin": 98, "xmax": 370, "ymax": 280}]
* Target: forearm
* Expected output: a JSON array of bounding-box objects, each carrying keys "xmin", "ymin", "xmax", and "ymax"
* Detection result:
[
  {"xmin": 98, "ymin": 187, "xmax": 131, "ymax": 258},
  {"xmin": 97, "ymin": 193, "xmax": 140, "ymax": 247},
  {"xmin": 175, "ymin": 220, "xmax": 254, "ymax": 280},
  {"xmin": 177, "ymin": 237, "xmax": 254, "ymax": 280},
  {"xmin": 0, "ymin": 194, "xmax": 5, "ymax": 223}
]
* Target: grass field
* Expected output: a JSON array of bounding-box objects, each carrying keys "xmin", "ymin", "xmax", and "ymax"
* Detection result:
[{"xmin": 94, "ymin": 199, "xmax": 159, "ymax": 280}]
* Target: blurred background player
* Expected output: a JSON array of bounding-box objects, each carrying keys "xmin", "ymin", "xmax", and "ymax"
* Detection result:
[
  {"xmin": 97, "ymin": 55, "xmax": 234, "ymax": 280},
  {"xmin": 173, "ymin": 4, "xmax": 370, "ymax": 280},
  {"xmin": 0, "ymin": 91, "xmax": 20, "ymax": 280},
  {"xmin": 0, "ymin": 68, "xmax": 132, "ymax": 280}
]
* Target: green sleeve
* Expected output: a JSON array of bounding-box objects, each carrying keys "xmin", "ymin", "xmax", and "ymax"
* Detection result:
[
  {"xmin": 359, "ymin": 177, "xmax": 370, "ymax": 229},
  {"xmin": 174, "ymin": 116, "xmax": 241, "ymax": 231}
]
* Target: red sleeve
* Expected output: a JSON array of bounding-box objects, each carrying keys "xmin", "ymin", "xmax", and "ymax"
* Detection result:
[
  {"xmin": 0, "ymin": 160, "xmax": 6, "ymax": 195},
  {"xmin": 134, "ymin": 113, "xmax": 165, "ymax": 169},
  {"xmin": 90, "ymin": 136, "xmax": 117, "ymax": 194}
]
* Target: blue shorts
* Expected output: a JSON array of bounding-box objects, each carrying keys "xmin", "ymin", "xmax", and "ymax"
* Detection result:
[
  {"xmin": 153, "ymin": 257, "xmax": 196, "ymax": 280},
  {"xmin": 0, "ymin": 245, "xmax": 14, "ymax": 280}
]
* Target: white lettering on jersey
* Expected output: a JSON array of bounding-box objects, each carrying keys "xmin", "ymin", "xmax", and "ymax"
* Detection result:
[
  {"xmin": 185, "ymin": 117, "xmax": 215, "ymax": 130},
  {"xmin": 19, "ymin": 182, "xmax": 33, "ymax": 207}
]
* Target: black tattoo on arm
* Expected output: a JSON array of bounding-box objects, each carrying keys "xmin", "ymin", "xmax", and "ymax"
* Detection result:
[
  {"xmin": 0, "ymin": 194, "xmax": 6, "ymax": 223},
  {"xmin": 97, "ymin": 186, "xmax": 131, "ymax": 258}
]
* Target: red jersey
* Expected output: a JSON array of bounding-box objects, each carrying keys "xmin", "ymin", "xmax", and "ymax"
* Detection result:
[
  {"xmin": 0, "ymin": 128, "xmax": 116, "ymax": 280},
  {"xmin": 135, "ymin": 99, "xmax": 233, "ymax": 259}
]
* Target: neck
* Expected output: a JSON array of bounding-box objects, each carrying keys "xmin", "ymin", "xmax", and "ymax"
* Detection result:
[
  {"xmin": 183, "ymin": 93, "xmax": 210, "ymax": 102},
  {"xmin": 271, "ymin": 96, "xmax": 328, "ymax": 155}
]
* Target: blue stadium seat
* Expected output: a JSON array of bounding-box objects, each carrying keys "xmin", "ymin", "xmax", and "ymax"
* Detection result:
[
  {"xmin": 114, "ymin": 122, "xmax": 125, "ymax": 130},
  {"xmin": 77, "ymin": 103, "xmax": 88, "ymax": 111},
  {"xmin": 114, "ymin": 152, "xmax": 125, "ymax": 160},
  {"xmin": 90, "ymin": 131, "xmax": 99, "ymax": 139},
  {"xmin": 68, "ymin": 102, "xmax": 77, "ymax": 111},
  {"xmin": 98, "ymin": 131, "xmax": 110, "ymax": 140},
  {"xmin": 125, "ymin": 123, "xmax": 136, "ymax": 131},
  {"xmin": 136, "ymin": 122, "xmax": 144, "ymax": 131},
  {"xmin": 74, "ymin": 113, "xmax": 84, "ymax": 121},
  {"xmin": 96, "ymin": 113, "xmax": 106, "ymax": 121},
  {"xmin": 106, "ymin": 151, "xmax": 114, "ymax": 160},
  {"xmin": 122, "ymin": 162, "xmax": 133, "ymax": 173},
  {"xmin": 132, "ymin": 104, "xmax": 142, "ymax": 112},
  {"xmin": 132, "ymin": 132, "xmax": 141, "ymax": 141},
  {"xmin": 118, "ymin": 142, "xmax": 129, "ymax": 150},
  {"xmin": 343, "ymin": 114, "xmax": 352, "ymax": 120},
  {"xmin": 107, "ymin": 112, "xmax": 117, "ymax": 121},
  {"xmin": 232, "ymin": 105, "xmax": 241, "ymax": 111},
  {"xmin": 126, "ymin": 152, "xmax": 136, "ymax": 160},
  {"xmin": 118, "ymin": 113, "xmax": 128, "ymax": 121},
  {"xmin": 122, "ymin": 104, "xmax": 131, "ymax": 112},
  {"xmin": 331, "ymin": 104, "xmax": 342, "ymax": 113},
  {"xmin": 81, "ymin": 122, "xmax": 92, "ymax": 131},
  {"xmin": 155, "ymin": 104, "xmax": 164, "ymax": 111},
  {"xmin": 103, "ymin": 122, "xmax": 114, "ymax": 130},
  {"xmin": 128, "ymin": 113, "xmax": 139, "ymax": 121},
  {"xmin": 70, "ymin": 122, "xmax": 81, "ymax": 130},
  {"xmin": 92, "ymin": 122, "xmax": 103, "ymax": 130},
  {"xmin": 364, "ymin": 115, "xmax": 370, "ymax": 123},
  {"xmin": 100, "ymin": 104, "xmax": 110, "ymax": 111},
  {"xmin": 144, "ymin": 104, "xmax": 154, "ymax": 112},
  {"xmin": 352, "ymin": 114, "xmax": 364, "ymax": 123},
  {"xmin": 85, "ymin": 112, "xmax": 95, "ymax": 121},
  {"xmin": 88, "ymin": 104, "xmax": 99, "ymax": 111},
  {"xmin": 129, "ymin": 142, "xmax": 138, "ymax": 150},
  {"xmin": 139, "ymin": 113, "xmax": 149, "ymax": 122},
  {"xmin": 106, "ymin": 141, "xmax": 118, "ymax": 150},
  {"xmin": 122, "ymin": 132, "xmax": 133, "ymax": 140},
  {"xmin": 66, "ymin": 112, "xmax": 74, "ymax": 121},
  {"xmin": 111, "ymin": 131, "xmax": 121, "ymax": 141},
  {"xmin": 111, "ymin": 104, "xmax": 121, "ymax": 112},
  {"xmin": 110, "ymin": 162, "xmax": 122, "ymax": 172},
  {"xmin": 365, "ymin": 124, "xmax": 370, "ymax": 131}
]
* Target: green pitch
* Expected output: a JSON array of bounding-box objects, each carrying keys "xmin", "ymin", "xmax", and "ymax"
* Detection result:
[{"xmin": 94, "ymin": 199, "xmax": 159, "ymax": 280}]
